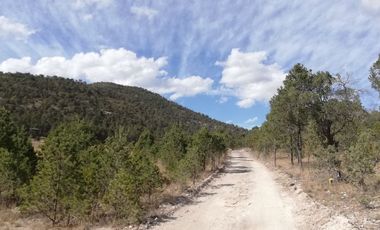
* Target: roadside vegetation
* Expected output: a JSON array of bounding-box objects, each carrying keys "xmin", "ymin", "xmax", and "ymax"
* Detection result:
[
  {"xmin": 0, "ymin": 69, "xmax": 245, "ymax": 227},
  {"xmin": 246, "ymin": 56, "xmax": 380, "ymax": 211},
  {"xmin": 0, "ymin": 104, "xmax": 243, "ymax": 226},
  {"xmin": 0, "ymin": 108, "xmax": 239, "ymax": 227}
]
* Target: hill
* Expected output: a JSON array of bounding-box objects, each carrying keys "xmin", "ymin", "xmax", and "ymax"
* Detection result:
[{"xmin": 0, "ymin": 72, "xmax": 245, "ymax": 140}]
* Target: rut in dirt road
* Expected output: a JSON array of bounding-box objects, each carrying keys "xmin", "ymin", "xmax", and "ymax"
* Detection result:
[{"xmin": 152, "ymin": 149, "xmax": 296, "ymax": 230}]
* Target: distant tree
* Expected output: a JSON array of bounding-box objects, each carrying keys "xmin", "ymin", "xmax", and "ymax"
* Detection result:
[
  {"xmin": 129, "ymin": 149, "xmax": 162, "ymax": 201},
  {"xmin": 134, "ymin": 129, "xmax": 154, "ymax": 151},
  {"xmin": 178, "ymin": 147, "xmax": 203, "ymax": 185},
  {"xmin": 191, "ymin": 128, "xmax": 213, "ymax": 171},
  {"xmin": 0, "ymin": 72, "xmax": 245, "ymax": 141},
  {"xmin": 369, "ymin": 54, "xmax": 380, "ymax": 95},
  {"xmin": 209, "ymin": 132, "xmax": 227, "ymax": 170},
  {"xmin": 158, "ymin": 125, "xmax": 189, "ymax": 175}
]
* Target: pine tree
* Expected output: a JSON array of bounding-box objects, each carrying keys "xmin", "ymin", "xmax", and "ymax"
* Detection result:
[
  {"xmin": 20, "ymin": 120, "xmax": 95, "ymax": 225},
  {"xmin": 345, "ymin": 130, "xmax": 380, "ymax": 188},
  {"xmin": 158, "ymin": 125, "xmax": 189, "ymax": 175},
  {"xmin": 103, "ymin": 169, "xmax": 142, "ymax": 222},
  {"xmin": 369, "ymin": 54, "xmax": 380, "ymax": 96},
  {"xmin": 0, "ymin": 108, "xmax": 36, "ymax": 204}
]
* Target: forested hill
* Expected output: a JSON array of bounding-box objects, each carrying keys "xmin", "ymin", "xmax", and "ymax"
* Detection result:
[{"xmin": 0, "ymin": 72, "xmax": 245, "ymax": 140}]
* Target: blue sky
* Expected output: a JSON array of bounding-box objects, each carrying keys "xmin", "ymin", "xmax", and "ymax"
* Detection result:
[{"xmin": 0, "ymin": 0, "xmax": 379, "ymax": 129}]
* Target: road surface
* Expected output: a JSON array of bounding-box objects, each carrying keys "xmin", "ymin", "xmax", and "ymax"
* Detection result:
[{"xmin": 153, "ymin": 149, "xmax": 296, "ymax": 230}]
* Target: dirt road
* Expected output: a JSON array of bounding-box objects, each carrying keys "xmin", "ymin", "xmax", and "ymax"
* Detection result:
[{"xmin": 152, "ymin": 149, "xmax": 354, "ymax": 230}]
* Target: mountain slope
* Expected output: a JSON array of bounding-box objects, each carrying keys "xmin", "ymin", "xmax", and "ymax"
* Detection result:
[{"xmin": 0, "ymin": 72, "xmax": 244, "ymax": 140}]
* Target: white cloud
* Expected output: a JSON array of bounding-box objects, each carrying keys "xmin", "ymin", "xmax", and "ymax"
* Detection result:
[
  {"xmin": 218, "ymin": 96, "xmax": 228, "ymax": 104},
  {"xmin": 242, "ymin": 116, "xmax": 260, "ymax": 129},
  {"xmin": 0, "ymin": 48, "xmax": 213, "ymax": 100},
  {"xmin": 82, "ymin": 14, "xmax": 94, "ymax": 21},
  {"xmin": 361, "ymin": 0, "xmax": 380, "ymax": 12},
  {"xmin": 72, "ymin": 0, "xmax": 113, "ymax": 9},
  {"xmin": 130, "ymin": 6, "xmax": 158, "ymax": 20},
  {"xmin": 218, "ymin": 49, "xmax": 285, "ymax": 108},
  {"xmin": 0, "ymin": 16, "xmax": 35, "ymax": 41},
  {"xmin": 156, "ymin": 76, "xmax": 214, "ymax": 100},
  {"xmin": 245, "ymin": 116, "xmax": 258, "ymax": 124}
]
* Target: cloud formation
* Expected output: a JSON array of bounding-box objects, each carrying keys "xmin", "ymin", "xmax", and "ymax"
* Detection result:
[
  {"xmin": 361, "ymin": 0, "xmax": 380, "ymax": 12},
  {"xmin": 218, "ymin": 49, "xmax": 285, "ymax": 108},
  {"xmin": 244, "ymin": 116, "xmax": 259, "ymax": 128},
  {"xmin": 71, "ymin": 0, "xmax": 113, "ymax": 9},
  {"xmin": 0, "ymin": 48, "xmax": 213, "ymax": 100},
  {"xmin": 130, "ymin": 6, "xmax": 158, "ymax": 19},
  {"xmin": 0, "ymin": 16, "xmax": 35, "ymax": 41}
]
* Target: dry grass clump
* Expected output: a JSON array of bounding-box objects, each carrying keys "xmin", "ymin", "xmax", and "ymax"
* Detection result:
[{"xmin": 257, "ymin": 151, "xmax": 379, "ymax": 214}]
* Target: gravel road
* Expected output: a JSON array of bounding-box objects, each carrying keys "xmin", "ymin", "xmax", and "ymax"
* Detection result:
[{"xmin": 152, "ymin": 149, "xmax": 354, "ymax": 230}]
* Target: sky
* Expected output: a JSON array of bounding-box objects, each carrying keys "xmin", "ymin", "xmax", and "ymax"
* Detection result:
[{"xmin": 0, "ymin": 0, "xmax": 379, "ymax": 129}]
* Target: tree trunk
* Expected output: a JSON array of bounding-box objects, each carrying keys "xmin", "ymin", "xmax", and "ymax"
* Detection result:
[
  {"xmin": 289, "ymin": 135, "xmax": 294, "ymax": 165},
  {"xmin": 274, "ymin": 147, "xmax": 277, "ymax": 167},
  {"xmin": 290, "ymin": 147, "xmax": 294, "ymax": 165},
  {"xmin": 296, "ymin": 127, "xmax": 303, "ymax": 169}
]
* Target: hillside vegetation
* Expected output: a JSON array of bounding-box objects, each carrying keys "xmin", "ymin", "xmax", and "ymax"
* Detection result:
[
  {"xmin": 246, "ymin": 56, "xmax": 380, "ymax": 191},
  {"xmin": 0, "ymin": 72, "xmax": 244, "ymax": 141},
  {"xmin": 0, "ymin": 72, "xmax": 245, "ymax": 227}
]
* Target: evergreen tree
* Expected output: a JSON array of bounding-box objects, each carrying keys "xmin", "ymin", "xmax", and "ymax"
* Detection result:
[
  {"xmin": 20, "ymin": 120, "xmax": 95, "ymax": 225},
  {"xmin": 179, "ymin": 147, "xmax": 203, "ymax": 185},
  {"xmin": 191, "ymin": 128, "xmax": 213, "ymax": 171},
  {"xmin": 103, "ymin": 169, "xmax": 142, "ymax": 222},
  {"xmin": 78, "ymin": 144, "xmax": 111, "ymax": 220},
  {"xmin": 345, "ymin": 130, "xmax": 380, "ymax": 187},
  {"xmin": 0, "ymin": 108, "xmax": 36, "ymax": 204},
  {"xmin": 369, "ymin": 54, "xmax": 380, "ymax": 95},
  {"xmin": 158, "ymin": 125, "xmax": 189, "ymax": 175}
]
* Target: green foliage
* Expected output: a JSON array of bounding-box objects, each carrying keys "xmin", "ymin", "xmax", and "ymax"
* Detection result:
[
  {"xmin": 0, "ymin": 108, "xmax": 36, "ymax": 204},
  {"xmin": 248, "ymin": 64, "xmax": 365, "ymax": 174},
  {"xmin": 103, "ymin": 135, "xmax": 162, "ymax": 222},
  {"xmin": 129, "ymin": 150, "xmax": 162, "ymax": 199},
  {"xmin": 0, "ymin": 72, "xmax": 245, "ymax": 140},
  {"xmin": 134, "ymin": 129, "xmax": 155, "ymax": 152},
  {"xmin": 369, "ymin": 54, "xmax": 380, "ymax": 95},
  {"xmin": 78, "ymin": 144, "xmax": 112, "ymax": 220},
  {"xmin": 0, "ymin": 74, "xmax": 239, "ymax": 225},
  {"xmin": 345, "ymin": 130, "xmax": 380, "ymax": 187},
  {"xmin": 178, "ymin": 147, "xmax": 203, "ymax": 184},
  {"xmin": 158, "ymin": 125, "xmax": 189, "ymax": 175},
  {"xmin": 191, "ymin": 128, "xmax": 213, "ymax": 171},
  {"xmin": 303, "ymin": 121, "xmax": 321, "ymax": 158},
  {"xmin": 0, "ymin": 148, "xmax": 15, "ymax": 204},
  {"xmin": 20, "ymin": 120, "xmax": 95, "ymax": 225},
  {"xmin": 103, "ymin": 169, "xmax": 142, "ymax": 221}
]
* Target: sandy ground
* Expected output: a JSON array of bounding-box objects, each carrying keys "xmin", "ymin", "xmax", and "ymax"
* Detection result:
[{"xmin": 152, "ymin": 149, "xmax": 355, "ymax": 230}]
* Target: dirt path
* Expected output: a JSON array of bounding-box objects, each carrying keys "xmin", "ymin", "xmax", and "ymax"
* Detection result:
[{"xmin": 152, "ymin": 149, "xmax": 354, "ymax": 230}]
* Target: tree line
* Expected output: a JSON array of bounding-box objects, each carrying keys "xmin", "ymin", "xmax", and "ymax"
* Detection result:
[
  {"xmin": 246, "ymin": 55, "xmax": 380, "ymax": 189},
  {"xmin": 0, "ymin": 108, "xmax": 231, "ymax": 226},
  {"xmin": 0, "ymin": 72, "xmax": 245, "ymax": 142}
]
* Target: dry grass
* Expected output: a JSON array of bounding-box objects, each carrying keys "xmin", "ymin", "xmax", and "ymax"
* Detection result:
[
  {"xmin": 255, "ymin": 151, "xmax": 380, "ymax": 222},
  {"xmin": 0, "ymin": 207, "xmax": 51, "ymax": 230},
  {"xmin": 31, "ymin": 138, "xmax": 44, "ymax": 152}
]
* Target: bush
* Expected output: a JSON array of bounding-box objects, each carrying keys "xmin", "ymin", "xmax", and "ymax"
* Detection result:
[{"xmin": 344, "ymin": 130, "xmax": 380, "ymax": 188}]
